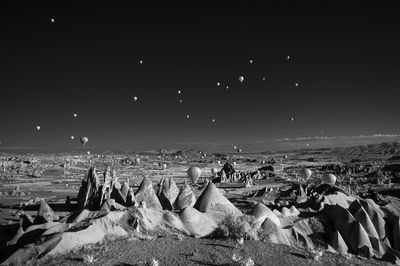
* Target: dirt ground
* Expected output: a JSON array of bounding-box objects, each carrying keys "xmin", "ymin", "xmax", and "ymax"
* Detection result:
[{"xmin": 42, "ymin": 235, "xmax": 389, "ymax": 266}]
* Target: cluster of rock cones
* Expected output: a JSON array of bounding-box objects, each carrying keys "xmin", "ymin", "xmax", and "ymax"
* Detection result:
[
  {"xmin": 1, "ymin": 166, "xmax": 400, "ymax": 265},
  {"xmin": 76, "ymin": 167, "xmax": 198, "ymax": 212}
]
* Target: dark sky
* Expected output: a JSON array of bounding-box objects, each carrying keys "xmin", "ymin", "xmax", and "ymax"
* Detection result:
[{"xmin": 1, "ymin": 2, "xmax": 399, "ymax": 152}]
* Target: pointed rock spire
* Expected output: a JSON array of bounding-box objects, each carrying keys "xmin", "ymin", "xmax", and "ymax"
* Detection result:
[
  {"xmin": 175, "ymin": 181, "xmax": 196, "ymax": 211},
  {"xmin": 34, "ymin": 200, "xmax": 59, "ymax": 223},
  {"xmin": 194, "ymin": 182, "xmax": 242, "ymax": 219},
  {"xmin": 126, "ymin": 187, "xmax": 137, "ymax": 207},
  {"xmin": 110, "ymin": 182, "xmax": 128, "ymax": 206},
  {"xmin": 157, "ymin": 177, "xmax": 179, "ymax": 210},
  {"xmin": 250, "ymin": 203, "xmax": 281, "ymax": 227},
  {"xmin": 77, "ymin": 167, "xmax": 102, "ymax": 210},
  {"xmin": 134, "ymin": 176, "xmax": 162, "ymax": 210}
]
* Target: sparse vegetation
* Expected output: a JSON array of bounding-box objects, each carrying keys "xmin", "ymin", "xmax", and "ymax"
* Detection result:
[
  {"xmin": 212, "ymin": 214, "xmax": 260, "ymax": 240},
  {"xmin": 232, "ymin": 253, "xmax": 255, "ymax": 266},
  {"xmin": 7, "ymin": 258, "xmax": 40, "ymax": 266}
]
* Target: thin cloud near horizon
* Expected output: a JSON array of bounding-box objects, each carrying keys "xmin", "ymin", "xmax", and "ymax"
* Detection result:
[
  {"xmin": 272, "ymin": 134, "xmax": 400, "ymax": 143},
  {"xmin": 176, "ymin": 134, "xmax": 400, "ymax": 145}
]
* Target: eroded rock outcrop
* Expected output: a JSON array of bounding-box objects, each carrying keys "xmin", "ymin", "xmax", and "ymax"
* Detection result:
[
  {"xmin": 157, "ymin": 177, "xmax": 179, "ymax": 210},
  {"xmin": 134, "ymin": 177, "xmax": 162, "ymax": 210},
  {"xmin": 194, "ymin": 182, "xmax": 242, "ymax": 220},
  {"xmin": 77, "ymin": 167, "xmax": 102, "ymax": 210},
  {"xmin": 174, "ymin": 181, "xmax": 196, "ymax": 211}
]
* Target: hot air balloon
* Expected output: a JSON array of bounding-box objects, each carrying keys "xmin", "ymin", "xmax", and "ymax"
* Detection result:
[
  {"xmin": 187, "ymin": 166, "xmax": 201, "ymax": 184},
  {"xmin": 290, "ymin": 117, "xmax": 294, "ymax": 122},
  {"xmin": 133, "ymin": 96, "xmax": 138, "ymax": 101},
  {"xmin": 70, "ymin": 136, "xmax": 75, "ymax": 141},
  {"xmin": 178, "ymin": 90, "xmax": 181, "ymax": 95},
  {"xmin": 135, "ymin": 157, "xmax": 140, "ymax": 164},
  {"xmin": 212, "ymin": 119, "xmax": 215, "ymax": 123},
  {"xmin": 226, "ymin": 86, "xmax": 229, "ymax": 90},
  {"xmin": 80, "ymin": 137, "xmax": 88, "ymax": 146},
  {"xmin": 299, "ymin": 168, "xmax": 312, "ymax": 181},
  {"xmin": 262, "ymin": 77, "xmax": 266, "ymax": 81},
  {"xmin": 294, "ymin": 82, "xmax": 299, "ymax": 87},
  {"xmin": 139, "ymin": 60, "xmax": 143, "ymax": 64},
  {"xmin": 36, "ymin": 126, "xmax": 41, "ymax": 131},
  {"xmin": 249, "ymin": 59, "xmax": 253, "ymax": 64},
  {"xmin": 286, "ymin": 55, "xmax": 290, "ymax": 60},
  {"xmin": 217, "ymin": 82, "xmax": 220, "ymax": 86},
  {"xmin": 50, "ymin": 18, "xmax": 55, "ymax": 23},
  {"xmin": 322, "ymin": 173, "xmax": 336, "ymax": 185},
  {"xmin": 186, "ymin": 114, "xmax": 190, "ymax": 119},
  {"xmin": 211, "ymin": 167, "xmax": 218, "ymax": 176},
  {"xmin": 238, "ymin": 76, "xmax": 244, "ymax": 83},
  {"xmin": 162, "ymin": 163, "xmax": 167, "ymax": 170},
  {"xmin": 73, "ymin": 113, "xmax": 77, "ymax": 118},
  {"xmin": 179, "ymin": 99, "xmax": 183, "ymax": 103}
]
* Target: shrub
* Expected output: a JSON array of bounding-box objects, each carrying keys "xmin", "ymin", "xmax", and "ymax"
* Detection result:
[{"xmin": 213, "ymin": 214, "xmax": 259, "ymax": 240}]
